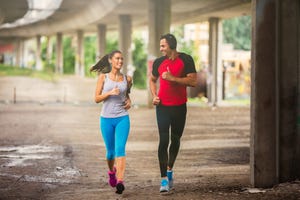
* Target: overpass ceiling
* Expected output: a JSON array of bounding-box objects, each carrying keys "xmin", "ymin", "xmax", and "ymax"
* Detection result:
[
  {"xmin": 0, "ymin": 0, "xmax": 28, "ymax": 24},
  {"xmin": 0, "ymin": 0, "xmax": 251, "ymax": 40}
]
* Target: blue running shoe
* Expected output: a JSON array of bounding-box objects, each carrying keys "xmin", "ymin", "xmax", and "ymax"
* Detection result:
[
  {"xmin": 159, "ymin": 179, "xmax": 169, "ymax": 193},
  {"xmin": 167, "ymin": 170, "xmax": 173, "ymax": 188}
]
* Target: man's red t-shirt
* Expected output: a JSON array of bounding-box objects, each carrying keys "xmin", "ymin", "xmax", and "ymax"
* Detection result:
[{"xmin": 152, "ymin": 53, "xmax": 196, "ymax": 106}]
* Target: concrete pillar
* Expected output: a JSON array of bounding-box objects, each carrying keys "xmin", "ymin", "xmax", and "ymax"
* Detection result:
[
  {"xmin": 21, "ymin": 40, "xmax": 25, "ymax": 67},
  {"xmin": 35, "ymin": 35, "xmax": 42, "ymax": 71},
  {"xmin": 277, "ymin": 0, "xmax": 300, "ymax": 183},
  {"xmin": 15, "ymin": 39, "xmax": 23, "ymax": 67},
  {"xmin": 251, "ymin": 0, "xmax": 300, "ymax": 188},
  {"xmin": 147, "ymin": 0, "xmax": 171, "ymax": 107},
  {"xmin": 97, "ymin": 24, "xmax": 106, "ymax": 59},
  {"xmin": 56, "ymin": 32, "xmax": 63, "ymax": 74},
  {"xmin": 208, "ymin": 17, "xmax": 223, "ymax": 106},
  {"xmin": 118, "ymin": 14, "xmax": 132, "ymax": 75},
  {"xmin": 45, "ymin": 36, "xmax": 53, "ymax": 68},
  {"xmin": 75, "ymin": 30, "xmax": 84, "ymax": 77}
]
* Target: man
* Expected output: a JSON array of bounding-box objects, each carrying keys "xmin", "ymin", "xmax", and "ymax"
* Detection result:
[{"xmin": 149, "ymin": 33, "xmax": 197, "ymax": 193}]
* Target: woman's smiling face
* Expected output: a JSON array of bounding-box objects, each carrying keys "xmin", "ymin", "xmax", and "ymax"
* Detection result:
[{"xmin": 110, "ymin": 52, "xmax": 123, "ymax": 69}]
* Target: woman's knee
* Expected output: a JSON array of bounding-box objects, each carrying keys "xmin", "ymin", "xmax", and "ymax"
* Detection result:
[
  {"xmin": 106, "ymin": 150, "xmax": 115, "ymax": 160},
  {"xmin": 115, "ymin": 147, "xmax": 126, "ymax": 157}
]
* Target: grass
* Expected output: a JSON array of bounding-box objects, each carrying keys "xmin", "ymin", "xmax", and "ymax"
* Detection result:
[
  {"xmin": 188, "ymin": 96, "xmax": 250, "ymax": 106},
  {"xmin": 222, "ymin": 98, "xmax": 250, "ymax": 106},
  {"xmin": 0, "ymin": 64, "xmax": 57, "ymax": 82}
]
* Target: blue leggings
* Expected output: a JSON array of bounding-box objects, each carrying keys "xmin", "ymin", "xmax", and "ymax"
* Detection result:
[{"xmin": 100, "ymin": 115, "xmax": 130, "ymax": 160}]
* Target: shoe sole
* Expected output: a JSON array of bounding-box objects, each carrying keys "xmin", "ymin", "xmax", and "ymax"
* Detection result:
[{"xmin": 160, "ymin": 190, "xmax": 172, "ymax": 195}]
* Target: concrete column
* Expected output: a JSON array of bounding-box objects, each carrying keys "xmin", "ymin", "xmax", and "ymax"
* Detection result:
[
  {"xmin": 118, "ymin": 14, "xmax": 132, "ymax": 75},
  {"xmin": 277, "ymin": 0, "xmax": 300, "ymax": 183},
  {"xmin": 45, "ymin": 36, "xmax": 53, "ymax": 67},
  {"xmin": 35, "ymin": 35, "xmax": 42, "ymax": 71},
  {"xmin": 56, "ymin": 32, "xmax": 63, "ymax": 74},
  {"xmin": 148, "ymin": 0, "xmax": 171, "ymax": 57},
  {"xmin": 75, "ymin": 30, "xmax": 84, "ymax": 77},
  {"xmin": 21, "ymin": 40, "xmax": 25, "ymax": 67},
  {"xmin": 147, "ymin": 0, "xmax": 171, "ymax": 107},
  {"xmin": 208, "ymin": 17, "xmax": 223, "ymax": 106},
  {"xmin": 97, "ymin": 24, "xmax": 106, "ymax": 59},
  {"xmin": 297, "ymin": 3, "xmax": 300, "ymax": 180},
  {"xmin": 251, "ymin": 0, "xmax": 300, "ymax": 188},
  {"xmin": 15, "ymin": 39, "xmax": 23, "ymax": 67}
]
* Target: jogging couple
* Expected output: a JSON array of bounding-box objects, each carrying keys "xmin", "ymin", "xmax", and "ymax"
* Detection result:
[{"xmin": 90, "ymin": 33, "xmax": 197, "ymax": 194}]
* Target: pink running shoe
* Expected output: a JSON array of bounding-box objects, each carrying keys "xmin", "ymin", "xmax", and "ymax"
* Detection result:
[{"xmin": 108, "ymin": 167, "xmax": 117, "ymax": 187}]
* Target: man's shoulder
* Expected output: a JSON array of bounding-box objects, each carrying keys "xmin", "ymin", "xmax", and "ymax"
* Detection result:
[
  {"xmin": 178, "ymin": 52, "xmax": 192, "ymax": 59},
  {"xmin": 153, "ymin": 56, "xmax": 167, "ymax": 66},
  {"xmin": 154, "ymin": 56, "xmax": 167, "ymax": 62}
]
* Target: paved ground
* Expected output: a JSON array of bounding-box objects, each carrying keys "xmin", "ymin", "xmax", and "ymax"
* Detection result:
[{"xmin": 0, "ymin": 76, "xmax": 299, "ymax": 200}]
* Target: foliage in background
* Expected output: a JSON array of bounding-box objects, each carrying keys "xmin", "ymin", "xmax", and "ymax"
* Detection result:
[
  {"xmin": 84, "ymin": 36, "xmax": 97, "ymax": 77},
  {"xmin": 132, "ymin": 37, "xmax": 147, "ymax": 89},
  {"xmin": 22, "ymin": 27, "xmax": 211, "ymax": 86},
  {"xmin": 63, "ymin": 37, "xmax": 75, "ymax": 74},
  {"xmin": 172, "ymin": 25, "xmax": 200, "ymax": 70},
  {"xmin": 223, "ymin": 15, "xmax": 251, "ymax": 50},
  {"xmin": 84, "ymin": 34, "xmax": 119, "ymax": 78},
  {"xmin": 105, "ymin": 36, "xmax": 119, "ymax": 54},
  {"xmin": 0, "ymin": 64, "xmax": 56, "ymax": 81},
  {"xmin": 41, "ymin": 37, "xmax": 56, "ymax": 73}
]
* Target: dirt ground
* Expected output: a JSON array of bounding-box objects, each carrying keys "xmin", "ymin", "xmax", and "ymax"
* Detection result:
[{"xmin": 0, "ymin": 76, "xmax": 300, "ymax": 200}]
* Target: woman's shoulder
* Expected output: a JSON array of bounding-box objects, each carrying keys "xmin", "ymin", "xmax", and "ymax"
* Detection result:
[{"xmin": 97, "ymin": 73, "xmax": 107, "ymax": 82}]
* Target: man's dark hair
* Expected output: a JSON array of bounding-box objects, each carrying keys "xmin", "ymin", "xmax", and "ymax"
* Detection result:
[{"xmin": 160, "ymin": 33, "xmax": 177, "ymax": 50}]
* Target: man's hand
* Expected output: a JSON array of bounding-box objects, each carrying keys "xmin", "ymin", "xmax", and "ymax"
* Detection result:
[
  {"xmin": 152, "ymin": 96, "xmax": 160, "ymax": 106},
  {"xmin": 161, "ymin": 67, "xmax": 175, "ymax": 81}
]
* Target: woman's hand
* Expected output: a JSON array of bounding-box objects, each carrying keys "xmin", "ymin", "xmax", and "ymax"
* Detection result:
[
  {"xmin": 123, "ymin": 98, "xmax": 131, "ymax": 110},
  {"xmin": 110, "ymin": 86, "xmax": 120, "ymax": 96}
]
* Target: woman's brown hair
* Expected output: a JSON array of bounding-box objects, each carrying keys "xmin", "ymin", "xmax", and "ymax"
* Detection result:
[{"xmin": 90, "ymin": 50, "xmax": 122, "ymax": 73}]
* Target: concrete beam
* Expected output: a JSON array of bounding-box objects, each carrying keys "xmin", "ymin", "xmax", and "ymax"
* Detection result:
[
  {"xmin": 0, "ymin": 0, "xmax": 121, "ymax": 37},
  {"xmin": 0, "ymin": 0, "xmax": 28, "ymax": 24}
]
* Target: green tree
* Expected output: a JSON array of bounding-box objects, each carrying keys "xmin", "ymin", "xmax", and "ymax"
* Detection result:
[
  {"xmin": 172, "ymin": 25, "xmax": 200, "ymax": 70},
  {"xmin": 41, "ymin": 37, "xmax": 56, "ymax": 73},
  {"xmin": 223, "ymin": 15, "xmax": 251, "ymax": 50},
  {"xmin": 132, "ymin": 37, "xmax": 147, "ymax": 89},
  {"xmin": 105, "ymin": 36, "xmax": 118, "ymax": 54},
  {"xmin": 84, "ymin": 36, "xmax": 97, "ymax": 77},
  {"xmin": 63, "ymin": 37, "xmax": 75, "ymax": 74},
  {"xmin": 83, "ymin": 35, "xmax": 118, "ymax": 78}
]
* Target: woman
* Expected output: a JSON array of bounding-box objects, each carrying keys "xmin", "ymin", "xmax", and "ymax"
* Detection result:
[{"xmin": 90, "ymin": 50, "xmax": 132, "ymax": 194}]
